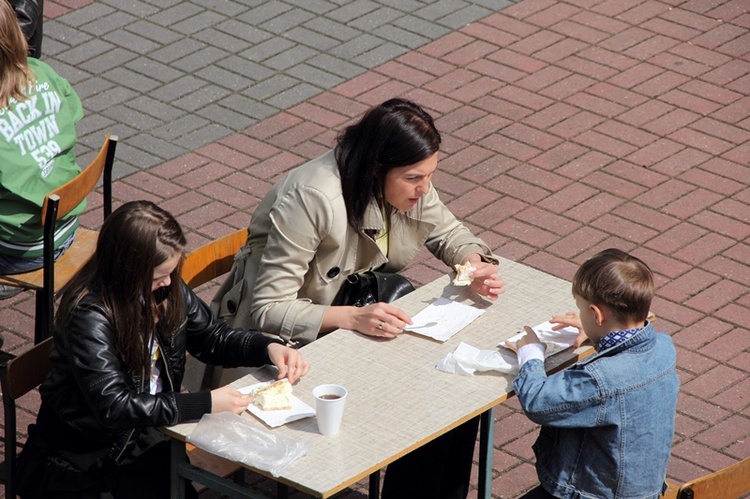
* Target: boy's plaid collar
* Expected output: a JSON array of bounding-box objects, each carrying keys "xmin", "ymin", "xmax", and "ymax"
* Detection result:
[{"xmin": 596, "ymin": 325, "xmax": 645, "ymax": 352}]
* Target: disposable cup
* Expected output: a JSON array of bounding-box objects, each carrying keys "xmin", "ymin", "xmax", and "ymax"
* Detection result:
[{"xmin": 312, "ymin": 384, "xmax": 347, "ymax": 436}]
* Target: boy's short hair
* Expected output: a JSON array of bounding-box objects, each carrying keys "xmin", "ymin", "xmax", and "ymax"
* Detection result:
[{"xmin": 573, "ymin": 248, "xmax": 654, "ymax": 325}]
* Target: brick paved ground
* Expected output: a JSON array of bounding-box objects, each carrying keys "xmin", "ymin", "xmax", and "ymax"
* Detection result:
[{"xmin": 1, "ymin": 0, "xmax": 749, "ymax": 497}]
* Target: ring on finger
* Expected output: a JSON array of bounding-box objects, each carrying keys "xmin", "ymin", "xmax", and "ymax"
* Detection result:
[{"xmin": 378, "ymin": 321, "xmax": 385, "ymax": 330}]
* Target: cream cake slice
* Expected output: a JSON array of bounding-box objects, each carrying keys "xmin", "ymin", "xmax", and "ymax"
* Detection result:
[{"xmin": 253, "ymin": 379, "xmax": 293, "ymax": 411}]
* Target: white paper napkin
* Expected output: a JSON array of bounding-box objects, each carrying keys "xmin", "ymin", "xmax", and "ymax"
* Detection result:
[
  {"xmin": 406, "ymin": 297, "xmax": 486, "ymax": 342},
  {"xmin": 436, "ymin": 321, "xmax": 579, "ymax": 376},
  {"xmin": 240, "ymin": 382, "xmax": 316, "ymax": 428}
]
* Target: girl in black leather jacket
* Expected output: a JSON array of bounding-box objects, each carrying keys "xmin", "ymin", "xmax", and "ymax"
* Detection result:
[{"xmin": 16, "ymin": 201, "xmax": 310, "ymax": 498}]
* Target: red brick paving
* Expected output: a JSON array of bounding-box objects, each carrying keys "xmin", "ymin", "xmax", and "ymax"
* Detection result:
[{"xmin": 3, "ymin": 0, "xmax": 749, "ymax": 497}]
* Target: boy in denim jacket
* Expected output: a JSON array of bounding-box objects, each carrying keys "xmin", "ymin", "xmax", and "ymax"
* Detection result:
[{"xmin": 507, "ymin": 249, "xmax": 679, "ymax": 499}]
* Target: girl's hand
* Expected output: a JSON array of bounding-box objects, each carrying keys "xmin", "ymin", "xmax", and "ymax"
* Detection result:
[
  {"xmin": 353, "ymin": 302, "xmax": 412, "ymax": 339},
  {"xmin": 210, "ymin": 385, "xmax": 251, "ymax": 414},
  {"xmin": 550, "ymin": 311, "xmax": 588, "ymax": 347},
  {"xmin": 466, "ymin": 260, "xmax": 505, "ymax": 301},
  {"xmin": 267, "ymin": 343, "xmax": 310, "ymax": 384}
]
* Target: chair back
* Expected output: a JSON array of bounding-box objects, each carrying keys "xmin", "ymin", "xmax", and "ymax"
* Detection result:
[
  {"xmin": 36, "ymin": 134, "xmax": 117, "ymax": 343},
  {"xmin": 0, "ymin": 338, "xmax": 54, "ymax": 498},
  {"xmin": 675, "ymin": 456, "xmax": 750, "ymax": 498},
  {"xmin": 181, "ymin": 229, "xmax": 248, "ymax": 288}
]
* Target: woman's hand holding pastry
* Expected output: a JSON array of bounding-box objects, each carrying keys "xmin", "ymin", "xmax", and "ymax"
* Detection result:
[
  {"xmin": 355, "ymin": 303, "xmax": 412, "ymax": 339},
  {"xmin": 550, "ymin": 311, "xmax": 588, "ymax": 347},
  {"xmin": 467, "ymin": 261, "xmax": 505, "ymax": 301},
  {"xmin": 267, "ymin": 343, "xmax": 310, "ymax": 384},
  {"xmin": 211, "ymin": 385, "xmax": 251, "ymax": 415}
]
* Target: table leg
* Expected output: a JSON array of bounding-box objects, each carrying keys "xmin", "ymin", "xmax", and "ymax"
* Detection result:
[
  {"xmin": 478, "ymin": 408, "xmax": 494, "ymax": 499},
  {"xmin": 369, "ymin": 470, "xmax": 380, "ymax": 499},
  {"xmin": 170, "ymin": 438, "xmax": 188, "ymax": 499},
  {"xmin": 277, "ymin": 483, "xmax": 289, "ymax": 499}
]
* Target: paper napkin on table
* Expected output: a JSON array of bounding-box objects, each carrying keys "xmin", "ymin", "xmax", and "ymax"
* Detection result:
[
  {"xmin": 406, "ymin": 297, "xmax": 485, "ymax": 342},
  {"xmin": 436, "ymin": 321, "xmax": 579, "ymax": 376},
  {"xmin": 240, "ymin": 382, "xmax": 316, "ymax": 428}
]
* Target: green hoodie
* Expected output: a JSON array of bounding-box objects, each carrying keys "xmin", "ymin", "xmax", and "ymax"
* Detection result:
[{"xmin": 0, "ymin": 57, "xmax": 84, "ymax": 258}]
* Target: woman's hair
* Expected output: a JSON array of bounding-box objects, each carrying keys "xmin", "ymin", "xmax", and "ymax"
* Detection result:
[
  {"xmin": 56, "ymin": 201, "xmax": 187, "ymax": 374},
  {"xmin": 0, "ymin": 0, "xmax": 34, "ymax": 109},
  {"xmin": 572, "ymin": 248, "xmax": 654, "ymax": 325},
  {"xmin": 334, "ymin": 98, "xmax": 441, "ymax": 232}
]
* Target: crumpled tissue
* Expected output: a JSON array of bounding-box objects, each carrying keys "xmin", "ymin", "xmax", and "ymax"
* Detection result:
[
  {"xmin": 436, "ymin": 342, "xmax": 519, "ymax": 376},
  {"xmin": 187, "ymin": 412, "xmax": 308, "ymax": 477}
]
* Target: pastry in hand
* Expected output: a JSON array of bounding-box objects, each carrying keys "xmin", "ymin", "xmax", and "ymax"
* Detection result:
[
  {"xmin": 253, "ymin": 379, "xmax": 293, "ymax": 411},
  {"xmin": 453, "ymin": 262, "xmax": 476, "ymax": 286}
]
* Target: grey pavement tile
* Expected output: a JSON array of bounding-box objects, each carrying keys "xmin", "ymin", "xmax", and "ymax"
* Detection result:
[
  {"xmin": 125, "ymin": 96, "xmax": 188, "ymax": 122},
  {"xmin": 83, "ymin": 86, "xmax": 139, "ymax": 113},
  {"xmin": 353, "ymin": 42, "xmax": 410, "ymax": 68},
  {"xmin": 196, "ymin": 0, "xmax": 250, "ymax": 17},
  {"xmin": 196, "ymin": 104, "xmax": 260, "ymax": 130},
  {"xmin": 214, "ymin": 20, "xmax": 272, "ymax": 45},
  {"xmin": 264, "ymin": 45, "xmax": 319, "ymax": 71},
  {"xmin": 195, "ymin": 66, "xmax": 254, "ymax": 92},
  {"xmin": 43, "ymin": 20, "xmax": 93, "ymax": 47},
  {"xmin": 172, "ymin": 11, "xmax": 228, "ymax": 36},
  {"xmin": 71, "ymin": 76, "xmax": 117, "ymax": 101},
  {"xmin": 331, "ymin": 33, "xmax": 385, "ymax": 59},
  {"xmin": 115, "ymin": 141, "xmax": 170, "ymax": 170},
  {"xmin": 127, "ymin": 134, "xmax": 190, "ymax": 162},
  {"xmin": 259, "ymin": 8, "xmax": 317, "ymax": 34},
  {"xmin": 372, "ymin": 24, "xmax": 431, "ymax": 49},
  {"xmin": 266, "ymin": 82, "xmax": 323, "ymax": 108},
  {"xmin": 239, "ymin": 37, "xmax": 296, "ymax": 63},
  {"xmin": 56, "ymin": 38, "xmax": 117, "ymax": 66},
  {"xmin": 349, "ymin": 6, "xmax": 403, "ymax": 31},
  {"xmin": 101, "ymin": 104, "xmax": 166, "ymax": 132},
  {"xmin": 102, "ymin": 29, "xmax": 163, "ymax": 55},
  {"xmin": 237, "ymin": 2, "xmax": 293, "ymax": 25},
  {"xmin": 151, "ymin": 114, "xmax": 212, "ymax": 141},
  {"xmin": 123, "ymin": 20, "xmax": 184, "ymax": 45},
  {"xmin": 79, "ymin": 11, "xmax": 139, "ymax": 37},
  {"xmin": 374, "ymin": 0, "xmax": 424, "ymax": 10},
  {"xmin": 306, "ymin": 53, "xmax": 365, "ymax": 79},
  {"xmin": 55, "ymin": 2, "xmax": 117, "ymax": 27},
  {"xmin": 287, "ymin": 63, "xmax": 345, "ymax": 88},
  {"xmin": 302, "ymin": 17, "xmax": 361, "ymax": 42},
  {"xmin": 242, "ymin": 74, "xmax": 301, "ymax": 101},
  {"xmin": 172, "ymin": 85, "xmax": 233, "ymax": 112},
  {"xmin": 285, "ymin": 26, "xmax": 341, "ymax": 51},
  {"xmin": 173, "ymin": 123, "xmax": 235, "ymax": 150},
  {"xmin": 193, "ymin": 28, "xmax": 253, "ymax": 54},
  {"xmin": 148, "ymin": 38, "xmax": 208, "ymax": 64},
  {"xmin": 287, "ymin": 0, "xmax": 338, "ymax": 15},
  {"xmin": 415, "ymin": 0, "xmax": 471, "ymax": 22},
  {"xmin": 217, "ymin": 94, "xmax": 278, "ymax": 121},
  {"xmin": 393, "ymin": 15, "xmax": 451, "ymax": 39},
  {"xmin": 99, "ymin": 0, "xmax": 161, "ymax": 17},
  {"xmin": 125, "ymin": 57, "xmax": 185, "ymax": 84},
  {"xmin": 75, "ymin": 113, "xmax": 117, "ymax": 138},
  {"xmin": 172, "ymin": 46, "xmax": 233, "ymax": 73},
  {"xmin": 326, "ymin": 0, "xmax": 380, "ymax": 23},
  {"xmin": 439, "ymin": 5, "xmax": 494, "ymax": 29},
  {"xmin": 150, "ymin": 75, "xmax": 209, "ymax": 102},
  {"xmin": 148, "ymin": 2, "xmax": 205, "ymax": 26},
  {"xmin": 101, "ymin": 67, "xmax": 163, "ymax": 93},
  {"xmin": 215, "ymin": 56, "xmax": 276, "ymax": 82},
  {"xmin": 79, "ymin": 47, "xmax": 140, "ymax": 74}
]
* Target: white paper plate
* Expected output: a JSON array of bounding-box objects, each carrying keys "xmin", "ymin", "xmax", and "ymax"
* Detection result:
[{"xmin": 239, "ymin": 382, "xmax": 316, "ymax": 428}]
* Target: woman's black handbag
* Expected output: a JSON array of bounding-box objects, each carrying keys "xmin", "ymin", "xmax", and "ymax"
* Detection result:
[{"xmin": 331, "ymin": 271, "xmax": 415, "ymax": 307}]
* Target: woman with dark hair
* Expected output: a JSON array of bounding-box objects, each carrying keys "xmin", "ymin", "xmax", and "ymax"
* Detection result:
[
  {"xmin": 214, "ymin": 98, "xmax": 504, "ymax": 346},
  {"xmin": 15, "ymin": 200, "xmax": 309, "ymax": 498},
  {"xmin": 214, "ymin": 98, "xmax": 505, "ymax": 499}
]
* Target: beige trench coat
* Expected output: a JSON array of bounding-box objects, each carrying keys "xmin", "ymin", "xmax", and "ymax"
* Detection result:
[{"xmin": 212, "ymin": 151, "xmax": 497, "ymax": 346}]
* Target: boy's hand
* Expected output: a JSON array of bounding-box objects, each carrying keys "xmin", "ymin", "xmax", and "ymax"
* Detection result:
[
  {"xmin": 505, "ymin": 326, "xmax": 544, "ymax": 352},
  {"xmin": 551, "ymin": 311, "xmax": 589, "ymax": 347}
]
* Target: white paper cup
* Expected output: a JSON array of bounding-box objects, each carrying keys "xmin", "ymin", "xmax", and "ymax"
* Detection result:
[{"xmin": 313, "ymin": 384, "xmax": 347, "ymax": 436}]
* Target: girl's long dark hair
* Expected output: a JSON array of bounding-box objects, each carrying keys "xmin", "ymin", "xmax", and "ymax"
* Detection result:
[
  {"xmin": 56, "ymin": 201, "xmax": 187, "ymax": 374},
  {"xmin": 334, "ymin": 98, "xmax": 441, "ymax": 232}
]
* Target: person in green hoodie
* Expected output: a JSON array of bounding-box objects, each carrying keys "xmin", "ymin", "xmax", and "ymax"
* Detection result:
[{"xmin": 0, "ymin": 0, "xmax": 83, "ymax": 299}]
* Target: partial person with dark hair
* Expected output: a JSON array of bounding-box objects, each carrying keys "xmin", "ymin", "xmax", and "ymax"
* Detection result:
[
  {"xmin": 0, "ymin": 0, "xmax": 80, "ymax": 299},
  {"xmin": 213, "ymin": 98, "xmax": 505, "ymax": 499},
  {"xmin": 10, "ymin": 0, "xmax": 43, "ymax": 57},
  {"xmin": 506, "ymin": 248, "xmax": 679, "ymax": 499},
  {"xmin": 15, "ymin": 200, "xmax": 310, "ymax": 498}
]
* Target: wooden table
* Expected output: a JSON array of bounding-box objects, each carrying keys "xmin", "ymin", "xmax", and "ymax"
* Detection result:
[{"xmin": 165, "ymin": 257, "xmax": 593, "ymax": 498}]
